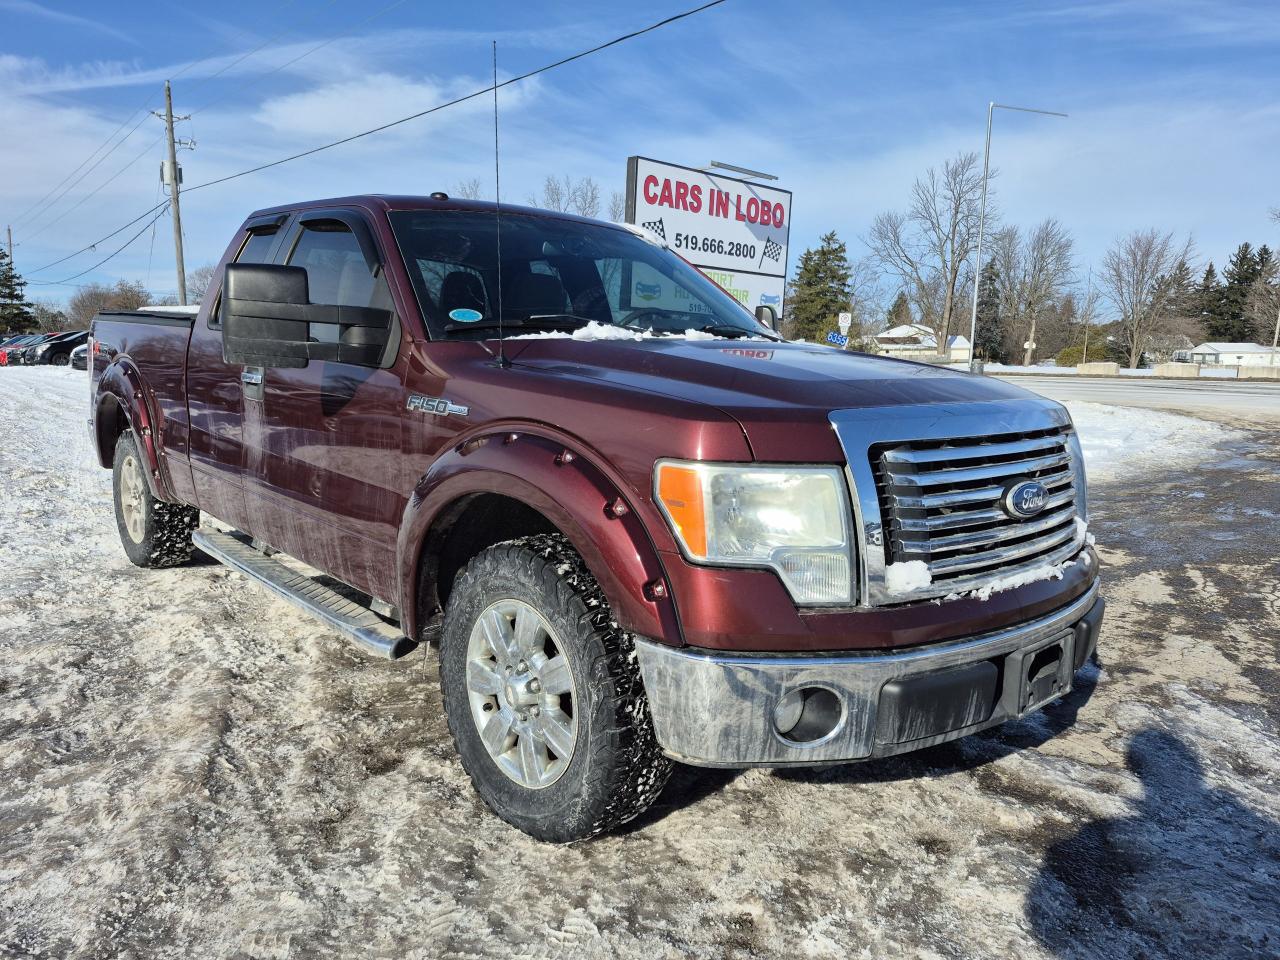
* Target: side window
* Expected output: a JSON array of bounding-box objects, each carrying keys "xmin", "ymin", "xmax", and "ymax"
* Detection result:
[
  {"xmin": 286, "ymin": 222, "xmax": 393, "ymax": 345},
  {"xmin": 211, "ymin": 227, "xmax": 280, "ymax": 328}
]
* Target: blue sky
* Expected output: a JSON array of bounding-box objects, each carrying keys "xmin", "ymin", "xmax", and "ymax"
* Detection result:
[{"xmin": 3, "ymin": 0, "xmax": 1278, "ymax": 307}]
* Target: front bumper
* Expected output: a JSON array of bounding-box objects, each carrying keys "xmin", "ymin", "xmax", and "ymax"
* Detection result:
[{"xmin": 634, "ymin": 580, "xmax": 1103, "ymax": 767}]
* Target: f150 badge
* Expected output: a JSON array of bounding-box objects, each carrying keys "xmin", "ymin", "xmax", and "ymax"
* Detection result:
[{"xmin": 407, "ymin": 395, "xmax": 469, "ymax": 417}]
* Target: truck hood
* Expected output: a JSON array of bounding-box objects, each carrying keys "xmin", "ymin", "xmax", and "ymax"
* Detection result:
[{"xmin": 503, "ymin": 336, "xmax": 1044, "ymax": 460}]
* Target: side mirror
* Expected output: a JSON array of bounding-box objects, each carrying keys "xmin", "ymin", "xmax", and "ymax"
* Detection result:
[
  {"xmin": 754, "ymin": 304, "xmax": 777, "ymax": 331},
  {"xmin": 222, "ymin": 262, "xmax": 393, "ymax": 369}
]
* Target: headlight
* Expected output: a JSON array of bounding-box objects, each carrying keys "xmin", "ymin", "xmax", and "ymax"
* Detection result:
[{"xmin": 654, "ymin": 460, "xmax": 854, "ymax": 604}]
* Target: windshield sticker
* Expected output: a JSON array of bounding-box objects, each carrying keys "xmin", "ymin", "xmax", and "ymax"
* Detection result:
[{"xmin": 448, "ymin": 308, "xmax": 484, "ymax": 323}]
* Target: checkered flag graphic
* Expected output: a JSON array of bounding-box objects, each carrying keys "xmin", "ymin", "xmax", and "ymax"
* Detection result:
[
  {"xmin": 759, "ymin": 236, "xmax": 783, "ymax": 267},
  {"xmin": 641, "ymin": 217, "xmax": 666, "ymax": 240}
]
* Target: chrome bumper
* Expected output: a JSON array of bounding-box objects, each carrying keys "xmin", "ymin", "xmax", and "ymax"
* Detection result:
[{"xmin": 634, "ymin": 580, "xmax": 1103, "ymax": 767}]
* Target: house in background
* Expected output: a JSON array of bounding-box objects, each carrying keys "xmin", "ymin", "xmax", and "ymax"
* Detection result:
[
  {"xmin": 874, "ymin": 323, "xmax": 972, "ymax": 364},
  {"xmin": 1187, "ymin": 342, "xmax": 1280, "ymax": 367}
]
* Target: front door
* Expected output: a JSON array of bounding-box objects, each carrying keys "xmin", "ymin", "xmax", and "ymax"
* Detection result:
[{"xmin": 241, "ymin": 212, "xmax": 409, "ymax": 602}]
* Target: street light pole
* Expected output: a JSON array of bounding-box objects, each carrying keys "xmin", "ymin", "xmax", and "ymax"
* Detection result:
[{"xmin": 967, "ymin": 102, "xmax": 1068, "ymax": 372}]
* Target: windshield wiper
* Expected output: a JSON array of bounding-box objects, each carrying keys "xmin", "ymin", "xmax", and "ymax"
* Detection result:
[{"xmin": 694, "ymin": 323, "xmax": 762, "ymax": 340}]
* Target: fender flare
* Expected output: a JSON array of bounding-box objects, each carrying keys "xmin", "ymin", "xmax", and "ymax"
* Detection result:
[
  {"xmin": 397, "ymin": 426, "xmax": 683, "ymax": 647},
  {"xmin": 94, "ymin": 358, "xmax": 178, "ymax": 502}
]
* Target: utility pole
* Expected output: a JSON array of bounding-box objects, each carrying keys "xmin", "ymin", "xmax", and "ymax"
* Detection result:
[
  {"xmin": 5, "ymin": 225, "xmax": 11, "ymax": 261},
  {"xmin": 160, "ymin": 81, "xmax": 188, "ymax": 305}
]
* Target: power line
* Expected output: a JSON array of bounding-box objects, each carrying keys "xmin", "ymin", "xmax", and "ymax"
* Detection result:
[
  {"xmin": 24, "ymin": 0, "xmax": 729, "ymax": 284},
  {"xmin": 18, "ymin": 0, "xmax": 400, "ymax": 249},
  {"xmin": 23, "ymin": 130, "xmax": 168, "ymax": 245},
  {"xmin": 25, "ymin": 199, "xmax": 170, "ymax": 275},
  {"xmin": 185, "ymin": 0, "xmax": 728, "ymax": 194},
  {"xmin": 13, "ymin": 0, "xmax": 307, "ymax": 235},
  {"xmin": 11, "ymin": 92, "xmax": 156, "ymax": 227},
  {"xmin": 28, "ymin": 203, "xmax": 172, "ymax": 286}
]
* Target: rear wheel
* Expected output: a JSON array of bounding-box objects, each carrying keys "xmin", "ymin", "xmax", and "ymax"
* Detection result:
[
  {"xmin": 50, "ymin": 352, "xmax": 70, "ymax": 366},
  {"xmin": 439, "ymin": 534, "xmax": 672, "ymax": 841},
  {"xmin": 112, "ymin": 430, "xmax": 198, "ymax": 568}
]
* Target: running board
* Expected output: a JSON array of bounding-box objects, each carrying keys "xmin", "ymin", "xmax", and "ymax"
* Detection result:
[{"xmin": 193, "ymin": 528, "xmax": 416, "ymax": 660}]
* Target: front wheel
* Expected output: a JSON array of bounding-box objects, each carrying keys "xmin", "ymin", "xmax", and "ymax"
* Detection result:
[
  {"xmin": 439, "ymin": 534, "xmax": 673, "ymax": 841},
  {"xmin": 112, "ymin": 430, "xmax": 199, "ymax": 568}
]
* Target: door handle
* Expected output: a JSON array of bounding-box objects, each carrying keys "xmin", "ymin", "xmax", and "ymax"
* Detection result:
[{"xmin": 241, "ymin": 369, "xmax": 263, "ymax": 385}]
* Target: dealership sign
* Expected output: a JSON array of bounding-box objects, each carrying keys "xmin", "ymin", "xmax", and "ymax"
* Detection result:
[{"xmin": 625, "ymin": 156, "xmax": 792, "ymax": 315}]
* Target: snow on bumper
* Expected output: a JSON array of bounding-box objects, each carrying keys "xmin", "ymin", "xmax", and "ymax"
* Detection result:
[{"xmin": 635, "ymin": 581, "xmax": 1103, "ymax": 767}]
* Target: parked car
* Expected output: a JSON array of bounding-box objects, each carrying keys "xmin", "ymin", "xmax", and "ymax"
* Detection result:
[
  {"xmin": 0, "ymin": 333, "xmax": 52, "ymax": 365},
  {"xmin": 26, "ymin": 329, "xmax": 88, "ymax": 366},
  {"xmin": 70, "ymin": 343, "xmax": 89, "ymax": 370},
  {"xmin": 90, "ymin": 195, "xmax": 1103, "ymax": 841}
]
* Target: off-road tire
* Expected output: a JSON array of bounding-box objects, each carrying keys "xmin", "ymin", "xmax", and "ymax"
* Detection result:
[
  {"xmin": 112, "ymin": 430, "xmax": 198, "ymax": 568},
  {"xmin": 439, "ymin": 534, "xmax": 673, "ymax": 842}
]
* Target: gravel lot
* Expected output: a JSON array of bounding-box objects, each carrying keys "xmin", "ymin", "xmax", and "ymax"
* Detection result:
[{"xmin": 1, "ymin": 367, "xmax": 1277, "ymax": 959}]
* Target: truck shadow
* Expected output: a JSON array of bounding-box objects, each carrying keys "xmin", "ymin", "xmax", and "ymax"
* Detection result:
[{"xmin": 1025, "ymin": 728, "xmax": 1280, "ymax": 957}]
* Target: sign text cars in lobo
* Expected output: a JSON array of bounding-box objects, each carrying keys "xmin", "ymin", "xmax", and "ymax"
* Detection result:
[{"xmin": 625, "ymin": 156, "xmax": 792, "ymax": 317}]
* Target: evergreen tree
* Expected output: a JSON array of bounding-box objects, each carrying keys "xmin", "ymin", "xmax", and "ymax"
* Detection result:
[
  {"xmin": 0, "ymin": 248, "xmax": 35, "ymax": 335},
  {"xmin": 1212, "ymin": 243, "xmax": 1262, "ymax": 341},
  {"xmin": 785, "ymin": 231, "xmax": 851, "ymax": 342},
  {"xmin": 973, "ymin": 259, "xmax": 1007, "ymax": 362},
  {"xmin": 885, "ymin": 291, "xmax": 913, "ymax": 329},
  {"xmin": 1195, "ymin": 263, "xmax": 1224, "ymax": 339}
]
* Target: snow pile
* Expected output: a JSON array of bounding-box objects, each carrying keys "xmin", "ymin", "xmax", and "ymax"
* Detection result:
[
  {"xmin": 1064, "ymin": 401, "xmax": 1238, "ymax": 482},
  {"xmin": 512, "ymin": 321, "xmax": 742, "ymax": 342},
  {"xmin": 885, "ymin": 560, "xmax": 932, "ymax": 594}
]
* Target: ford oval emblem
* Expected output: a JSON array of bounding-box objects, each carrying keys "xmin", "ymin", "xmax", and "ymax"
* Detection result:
[{"xmin": 1002, "ymin": 479, "xmax": 1048, "ymax": 519}]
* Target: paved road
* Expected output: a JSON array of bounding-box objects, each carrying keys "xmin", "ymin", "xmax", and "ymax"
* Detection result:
[{"xmin": 996, "ymin": 375, "xmax": 1280, "ymax": 423}]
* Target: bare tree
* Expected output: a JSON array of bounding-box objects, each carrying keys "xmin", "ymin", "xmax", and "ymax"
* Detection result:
[
  {"xmin": 1098, "ymin": 229, "xmax": 1194, "ymax": 368},
  {"xmin": 989, "ymin": 219, "xmax": 1076, "ymax": 364},
  {"xmin": 454, "ymin": 177, "xmax": 483, "ymax": 200},
  {"xmin": 67, "ymin": 279, "xmax": 152, "ymax": 328},
  {"xmin": 866, "ymin": 152, "xmax": 989, "ymax": 359},
  {"xmin": 1246, "ymin": 253, "xmax": 1280, "ymax": 360},
  {"xmin": 608, "ymin": 190, "xmax": 625, "ymax": 222},
  {"xmin": 529, "ymin": 175, "xmax": 604, "ymax": 218},
  {"xmin": 186, "ymin": 264, "xmax": 217, "ymax": 303},
  {"xmin": 30, "ymin": 299, "xmax": 67, "ymax": 332}
]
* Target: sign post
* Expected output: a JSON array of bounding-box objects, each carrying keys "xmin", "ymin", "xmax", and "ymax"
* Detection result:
[{"xmin": 625, "ymin": 156, "xmax": 791, "ymax": 319}]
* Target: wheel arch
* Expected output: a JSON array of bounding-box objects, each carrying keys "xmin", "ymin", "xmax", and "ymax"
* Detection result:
[
  {"xmin": 398, "ymin": 429, "xmax": 682, "ymax": 648},
  {"xmin": 93, "ymin": 359, "xmax": 177, "ymax": 501}
]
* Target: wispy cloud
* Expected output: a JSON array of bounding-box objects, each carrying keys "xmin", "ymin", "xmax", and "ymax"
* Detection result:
[{"xmin": 0, "ymin": 0, "xmax": 138, "ymax": 45}]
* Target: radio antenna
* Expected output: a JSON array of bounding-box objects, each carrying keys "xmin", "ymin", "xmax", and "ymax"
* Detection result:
[{"xmin": 492, "ymin": 40, "xmax": 509, "ymax": 368}]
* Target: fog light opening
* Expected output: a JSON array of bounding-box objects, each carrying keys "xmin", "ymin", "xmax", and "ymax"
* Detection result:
[{"xmin": 773, "ymin": 687, "xmax": 843, "ymax": 744}]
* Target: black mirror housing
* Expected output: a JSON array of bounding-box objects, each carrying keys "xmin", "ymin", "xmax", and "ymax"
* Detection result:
[
  {"xmin": 754, "ymin": 304, "xmax": 778, "ymax": 331},
  {"xmin": 222, "ymin": 262, "xmax": 393, "ymax": 368}
]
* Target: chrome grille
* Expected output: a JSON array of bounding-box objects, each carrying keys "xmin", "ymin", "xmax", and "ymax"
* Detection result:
[{"xmin": 873, "ymin": 426, "xmax": 1082, "ymax": 594}]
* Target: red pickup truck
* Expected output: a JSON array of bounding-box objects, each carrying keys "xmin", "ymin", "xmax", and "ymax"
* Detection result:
[{"xmin": 90, "ymin": 194, "xmax": 1103, "ymax": 841}]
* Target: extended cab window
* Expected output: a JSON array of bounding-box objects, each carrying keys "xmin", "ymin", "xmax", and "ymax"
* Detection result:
[
  {"xmin": 286, "ymin": 221, "xmax": 395, "ymax": 347},
  {"xmin": 212, "ymin": 227, "xmax": 280, "ymax": 328}
]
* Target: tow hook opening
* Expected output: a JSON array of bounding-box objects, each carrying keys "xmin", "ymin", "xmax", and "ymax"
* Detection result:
[{"xmin": 773, "ymin": 687, "xmax": 843, "ymax": 744}]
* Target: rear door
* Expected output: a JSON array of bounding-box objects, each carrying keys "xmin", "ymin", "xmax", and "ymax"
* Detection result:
[
  {"xmin": 186, "ymin": 215, "xmax": 287, "ymax": 530},
  {"xmin": 241, "ymin": 210, "xmax": 409, "ymax": 601}
]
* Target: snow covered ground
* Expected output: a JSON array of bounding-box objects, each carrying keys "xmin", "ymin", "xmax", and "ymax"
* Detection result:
[{"xmin": 2, "ymin": 366, "xmax": 1277, "ymax": 959}]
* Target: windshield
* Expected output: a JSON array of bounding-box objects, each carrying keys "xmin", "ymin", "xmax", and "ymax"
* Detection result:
[{"xmin": 388, "ymin": 209, "xmax": 777, "ymax": 341}]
